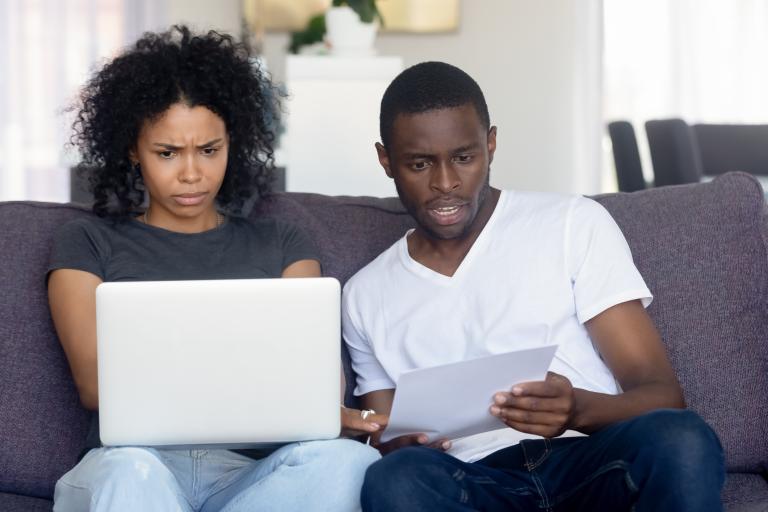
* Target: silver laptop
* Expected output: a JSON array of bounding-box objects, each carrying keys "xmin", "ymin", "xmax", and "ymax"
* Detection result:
[{"xmin": 95, "ymin": 278, "xmax": 341, "ymax": 448}]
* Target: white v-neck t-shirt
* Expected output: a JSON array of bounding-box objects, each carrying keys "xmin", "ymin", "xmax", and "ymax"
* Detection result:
[{"xmin": 342, "ymin": 190, "xmax": 652, "ymax": 462}]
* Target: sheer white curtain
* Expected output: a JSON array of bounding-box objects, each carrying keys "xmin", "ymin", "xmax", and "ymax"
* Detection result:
[
  {"xmin": 0, "ymin": 0, "xmax": 167, "ymax": 202},
  {"xmin": 602, "ymin": 0, "xmax": 768, "ymax": 187}
]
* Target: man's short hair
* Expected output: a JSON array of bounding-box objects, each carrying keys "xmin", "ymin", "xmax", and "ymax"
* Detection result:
[{"xmin": 379, "ymin": 61, "xmax": 490, "ymax": 148}]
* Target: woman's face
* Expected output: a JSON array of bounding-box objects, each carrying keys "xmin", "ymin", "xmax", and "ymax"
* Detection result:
[{"xmin": 131, "ymin": 102, "xmax": 228, "ymax": 231}]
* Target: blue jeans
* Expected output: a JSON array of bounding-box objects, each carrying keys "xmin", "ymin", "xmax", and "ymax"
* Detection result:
[
  {"xmin": 53, "ymin": 439, "xmax": 380, "ymax": 512},
  {"xmin": 362, "ymin": 409, "xmax": 725, "ymax": 511}
]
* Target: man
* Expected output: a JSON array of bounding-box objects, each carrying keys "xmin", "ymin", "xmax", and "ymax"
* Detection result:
[{"xmin": 342, "ymin": 62, "xmax": 724, "ymax": 511}]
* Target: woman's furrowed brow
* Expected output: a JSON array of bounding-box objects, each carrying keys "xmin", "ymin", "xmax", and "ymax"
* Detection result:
[{"xmin": 152, "ymin": 138, "xmax": 224, "ymax": 150}]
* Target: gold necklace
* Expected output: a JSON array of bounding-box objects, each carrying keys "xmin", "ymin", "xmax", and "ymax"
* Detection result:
[{"xmin": 143, "ymin": 209, "xmax": 224, "ymax": 228}]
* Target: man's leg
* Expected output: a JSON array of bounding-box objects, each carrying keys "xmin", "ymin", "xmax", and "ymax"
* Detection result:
[
  {"xmin": 594, "ymin": 408, "xmax": 724, "ymax": 511},
  {"xmin": 491, "ymin": 408, "xmax": 724, "ymax": 511},
  {"xmin": 361, "ymin": 445, "xmax": 539, "ymax": 512},
  {"xmin": 53, "ymin": 447, "xmax": 193, "ymax": 512},
  {"xmin": 362, "ymin": 409, "xmax": 724, "ymax": 512},
  {"xmin": 200, "ymin": 439, "xmax": 380, "ymax": 512}
]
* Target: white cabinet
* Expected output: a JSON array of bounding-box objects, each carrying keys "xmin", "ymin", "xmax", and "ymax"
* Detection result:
[{"xmin": 282, "ymin": 55, "xmax": 403, "ymax": 197}]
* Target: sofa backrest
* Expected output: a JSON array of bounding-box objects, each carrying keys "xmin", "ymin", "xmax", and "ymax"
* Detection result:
[
  {"xmin": 595, "ymin": 172, "xmax": 767, "ymax": 473},
  {"xmin": 0, "ymin": 203, "xmax": 93, "ymax": 499},
  {"xmin": 0, "ymin": 171, "xmax": 765, "ymax": 499}
]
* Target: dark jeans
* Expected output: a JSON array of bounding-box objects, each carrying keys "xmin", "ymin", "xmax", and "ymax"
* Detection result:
[{"xmin": 362, "ymin": 409, "xmax": 724, "ymax": 511}]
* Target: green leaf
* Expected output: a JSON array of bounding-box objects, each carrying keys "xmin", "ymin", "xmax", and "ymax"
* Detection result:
[{"xmin": 289, "ymin": 13, "xmax": 326, "ymax": 54}]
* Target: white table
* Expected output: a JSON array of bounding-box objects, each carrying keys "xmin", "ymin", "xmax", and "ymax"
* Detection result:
[{"xmin": 281, "ymin": 55, "xmax": 403, "ymax": 197}]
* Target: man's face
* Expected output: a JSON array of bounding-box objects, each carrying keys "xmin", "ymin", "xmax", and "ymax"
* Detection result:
[{"xmin": 377, "ymin": 104, "xmax": 497, "ymax": 241}]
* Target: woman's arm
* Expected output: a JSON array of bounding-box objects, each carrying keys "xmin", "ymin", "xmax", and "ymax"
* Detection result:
[
  {"xmin": 48, "ymin": 258, "xmax": 320, "ymax": 411},
  {"xmin": 281, "ymin": 259, "xmax": 321, "ymax": 278},
  {"xmin": 48, "ymin": 269, "xmax": 103, "ymax": 410},
  {"xmin": 283, "ymin": 259, "xmax": 386, "ymax": 437}
]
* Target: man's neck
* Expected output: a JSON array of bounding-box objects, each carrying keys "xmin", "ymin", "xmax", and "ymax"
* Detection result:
[{"xmin": 407, "ymin": 188, "xmax": 501, "ymax": 277}]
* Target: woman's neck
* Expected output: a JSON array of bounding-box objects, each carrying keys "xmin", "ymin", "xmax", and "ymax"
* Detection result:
[{"xmin": 142, "ymin": 206, "xmax": 222, "ymax": 233}]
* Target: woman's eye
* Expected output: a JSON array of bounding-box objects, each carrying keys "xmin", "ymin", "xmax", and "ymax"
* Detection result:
[
  {"xmin": 158, "ymin": 151, "xmax": 175, "ymax": 159},
  {"xmin": 202, "ymin": 147, "xmax": 219, "ymax": 156}
]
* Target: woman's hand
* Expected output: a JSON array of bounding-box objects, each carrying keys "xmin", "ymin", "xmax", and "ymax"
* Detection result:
[
  {"xmin": 340, "ymin": 406, "xmax": 388, "ymax": 439},
  {"xmin": 490, "ymin": 371, "xmax": 575, "ymax": 438}
]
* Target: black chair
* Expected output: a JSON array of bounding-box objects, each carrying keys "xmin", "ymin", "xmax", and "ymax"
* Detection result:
[
  {"xmin": 692, "ymin": 124, "xmax": 768, "ymax": 176},
  {"xmin": 644, "ymin": 119, "xmax": 703, "ymax": 187},
  {"xmin": 608, "ymin": 121, "xmax": 647, "ymax": 192}
]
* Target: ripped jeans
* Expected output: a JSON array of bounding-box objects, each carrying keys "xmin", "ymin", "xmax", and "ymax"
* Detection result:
[
  {"xmin": 53, "ymin": 439, "xmax": 380, "ymax": 512},
  {"xmin": 361, "ymin": 409, "xmax": 725, "ymax": 511}
]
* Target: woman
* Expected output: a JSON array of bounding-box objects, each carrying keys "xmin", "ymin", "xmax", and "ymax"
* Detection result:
[{"xmin": 48, "ymin": 26, "xmax": 382, "ymax": 512}]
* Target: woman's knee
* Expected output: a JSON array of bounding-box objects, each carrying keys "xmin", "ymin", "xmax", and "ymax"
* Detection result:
[
  {"xmin": 301, "ymin": 439, "xmax": 381, "ymax": 479},
  {"xmin": 75, "ymin": 447, "xmax": 175, "ymax": 488},
  {"xmin": 55, "ymin": 448, "xmax": 184, "ymax": 511}
]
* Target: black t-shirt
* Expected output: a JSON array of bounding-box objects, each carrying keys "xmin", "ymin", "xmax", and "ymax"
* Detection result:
[
  {"xmin": 47, "ymin": 214, "xmax": 320, "ymax": 454},
  {"xmin": 48, "ymin": 215, "xmax": 318, "ymax": 283}
]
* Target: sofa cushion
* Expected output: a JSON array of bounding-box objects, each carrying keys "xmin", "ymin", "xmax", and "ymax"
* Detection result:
[
  {"xmin": 0, "ymin": 203, "xmax": 92, "ymax": 499},
  {"xmin": 593, "ymin": 172, "xmax": 768, "ymax": 473},
  {"xmin": 254, "ymin": 193, "xmax": 415, "ymax": 286},
  {"xmin": 723, "ymin": 473, "xmax": 768, "ymax": 512},
  {"xmin": 0, "ymin": 492, "xmax": 53, "ymax": 512}
]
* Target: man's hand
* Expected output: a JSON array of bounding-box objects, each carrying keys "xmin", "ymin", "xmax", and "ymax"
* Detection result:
[
  {"xmin": 370, "ymin": 432, "xmax": 452, "ymax": 456},
  {"xmin": 340, "ymin": 406, "xmax": 388, "ymax": 438},
  {"xmin": 490, "ymin": 371, "xmax": 575, "ymax": 438}
]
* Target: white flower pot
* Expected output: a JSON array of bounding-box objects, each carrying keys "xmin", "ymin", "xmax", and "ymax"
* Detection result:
[{"xmin": 325, "ymin": 6, "xmax": 377, "ymax": 56}]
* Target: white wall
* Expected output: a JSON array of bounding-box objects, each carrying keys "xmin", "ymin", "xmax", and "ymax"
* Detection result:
[
  {"xmin": 262, "ymin": 0, "xmax": 603, "ymax": 195},
  {"xmin": 164, "ymin": 0, "xmax": 242, "ymax": 35}
]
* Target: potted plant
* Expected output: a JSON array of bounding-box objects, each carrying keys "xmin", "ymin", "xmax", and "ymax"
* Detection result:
[
  {"xmin": 325, "ymin": 0, "xmax": 382, "ymax": 55},
  {"xmin": 291, "ymin": 0, "xmax": 383, "ymax": 55}
]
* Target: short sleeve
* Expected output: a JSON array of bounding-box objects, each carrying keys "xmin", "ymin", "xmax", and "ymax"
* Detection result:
[
  {"xmin": 47, "ymin": 218, "xmax": 108, "ymax": 280},
  {"xmin": 566, "ymin": 197, "xmax": 652, "ymax": 323},
  {"xmin": 341, "ymin": 283, "xmax": 396, "ymax": 395},
  {"xmin": 275, "ymin": 221, "xmax": 321, "ymax": 270}
]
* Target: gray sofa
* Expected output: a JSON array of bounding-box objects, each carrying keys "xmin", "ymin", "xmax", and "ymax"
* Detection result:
[{"xmin": 1, "ymin": 171, "xmax": 766, "ymax": 511}]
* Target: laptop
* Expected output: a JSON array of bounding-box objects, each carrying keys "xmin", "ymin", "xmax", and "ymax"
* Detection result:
[{"xmin": 95, "ymin": 277, "xmax": 341, "ymax": 448}]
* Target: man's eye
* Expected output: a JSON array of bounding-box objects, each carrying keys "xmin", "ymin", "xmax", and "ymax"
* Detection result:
[
  {"xmin": 455, "ymin": 154, "xmax": 472, "ymax": 163},
  {"xmin": 412, "ymin": 161, "xmax": 429, "ymax": 171}
]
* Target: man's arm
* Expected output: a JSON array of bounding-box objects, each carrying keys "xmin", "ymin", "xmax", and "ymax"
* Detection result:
[{"xmin": 492, "ymin": 299, "xmax": 684, "ymax": 436}]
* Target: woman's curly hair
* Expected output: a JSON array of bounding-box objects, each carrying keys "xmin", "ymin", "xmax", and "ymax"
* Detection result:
[{"xmin": 71, "ymin": 25, "xmax": 280, "ymax": 217}]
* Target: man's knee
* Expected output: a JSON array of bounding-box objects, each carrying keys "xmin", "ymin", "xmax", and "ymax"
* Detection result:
[
  {"xmin": 364, "ymin": 447, "xmax": 455, "ymax": 498},
  {"xmin": 624, "ymin": 409, "xmax": 724, "ymax": 489},
  {"xmin": 630, "ymin": 409, "xmax": 722, "ymax": 459}
]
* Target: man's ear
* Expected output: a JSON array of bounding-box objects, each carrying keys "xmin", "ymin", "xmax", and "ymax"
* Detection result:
[
  {"xmin": 487, "ymin": 126, "xmax": 497, "ymax": 165},
  {"xmin": 375, "ymin": 142, "xmax": 394, "ymax": 179}
]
